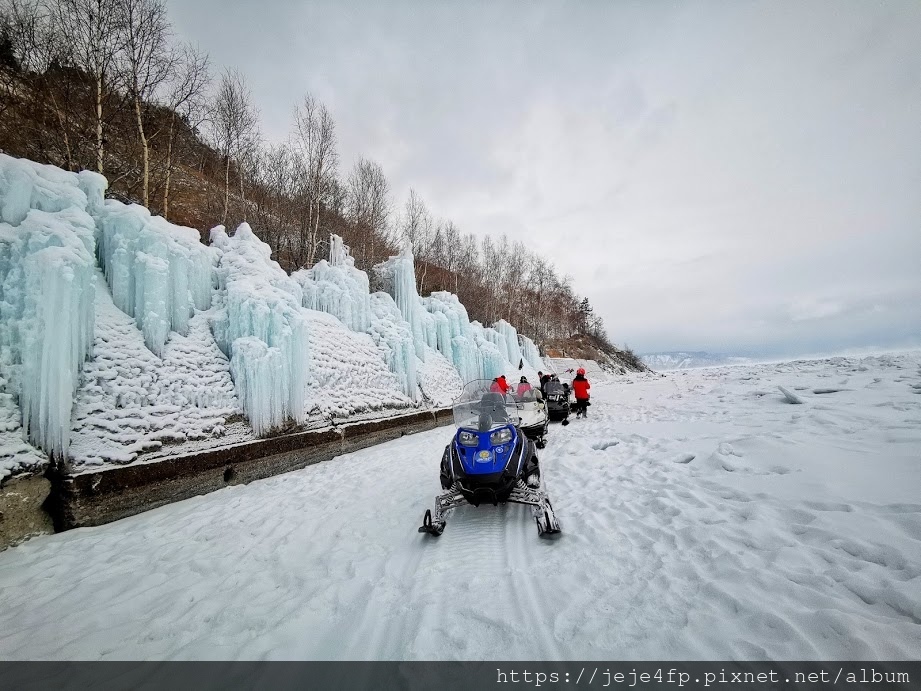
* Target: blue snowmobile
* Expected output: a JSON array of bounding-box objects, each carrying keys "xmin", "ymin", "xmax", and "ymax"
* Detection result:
[{"xmin": 418, "ymin": 380, "xmax": 562, "ymax": 538}]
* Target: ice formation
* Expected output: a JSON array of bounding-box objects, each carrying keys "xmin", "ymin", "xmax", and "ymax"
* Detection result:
[
  {"xmin": 374, "ymin": 247, "xmax": 530, "ymax": 384},
  {"xmin": 493, "ymin": 320, "xmax": 525, "ymax": 367},
  {"xmin": 423, "ymin": 291, "xmax": 482, "ymax": 382},
  {"xmin": 95, "ymin": 201, "xmax": 213, "ymax": 356},
  {"xmin": 470, "ymin": 321, "xmax": 508, "ymax": 380},
  {"xmin": 303, "ymin": 307, "xmax": 413, "ymax": 416},
  {"xmin": 68, "ymin": 273, "xmax": 240, "ymax": 467},
  {"xmin": 0, "ymin": 151, "xmax": 548, "ymax": 472},
  {"xmin": 368, "ymin": 292, "xmax": 419, "ymax": 400},
  {"xmin": 293, "ymin": 236, "xmax": 418, "ymax": 401},
  {"xmin": 293, "ymin": 235, "xmax": 370, "ymax": 333},
  {"xmin": 210, "ymin": 223, "xmax": 310, "ymax": 436},
  {"xmin": 0, "ymin": 155, "xmax": 100, "ymax": 460},
  {"xmin": 374, "ymin": 245, "xmax": 438, "ymax": 360},
  {"xmin": 416, "ymin": 344, "xmax": 464, "ymax": 406},
  {"xmin": 519, "ymin": 335, "xmax": 543, "ymax": 370}
]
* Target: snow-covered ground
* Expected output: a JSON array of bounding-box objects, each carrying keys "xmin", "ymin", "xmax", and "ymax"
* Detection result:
[{"xmin": 0, "ymin": 352, "xmax": 918, "ymax": 660}]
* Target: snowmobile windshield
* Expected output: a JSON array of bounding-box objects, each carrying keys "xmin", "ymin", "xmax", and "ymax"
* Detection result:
[
  {"xmin": 544, "ymin": 380, "xmax": 565, "ymax": 396},
  {"xmin": 518, "ymin": 388, "xmax": 541, "ymax": 402},
  {"xmin": 452, "ymin": 380, "xmax": 520, "ymax": 432}
]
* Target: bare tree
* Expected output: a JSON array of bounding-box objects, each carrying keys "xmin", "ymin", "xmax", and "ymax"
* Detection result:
[
  {"xmin": 209, "ymin": 68, "xmax": 259, "ymax": 224},
  {"xmin": 4, "ymin": 0, "xmax": 78, "ymax": 167},
  {"xmin": 49, "ymin": 0, "xmax": 123, "ymax": 174},
  {"xmin": 0, "ymin": 4, "xmax": 17, "ymax": 116},
  {"xmin": 291, "ymin": 93, "xmax": 338, "ymax": 267},
  {"xmin": 248, "ymin": 141, "xmax": 294, "ymax": 255},
  {"xmin": 160, "ymin": 42, "xmax": 209, "ymax": 219},
  {"xmin": 442, "ymin": 220, "xmax": 461, "ymax": 293},
  {"xmin": 116, "ymin": 0, "xmax": 171, "ymax": 207},
  {"xmin": 399, "ymin": 188, "xmax": 435, "ymax": 293},
  {"xmin": 400, "ymin": 188, "xmax": 429, "ymax": 251},
  {"xmin": 501, "ymin": 239, "xmax": 528, "ymax": 321},
  {"xmin": 346, "ymin": 157, "xmax": 391, "ymax": 266}
]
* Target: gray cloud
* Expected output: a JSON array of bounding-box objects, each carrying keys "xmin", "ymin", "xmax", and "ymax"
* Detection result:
[{"xmin": 167, "ymin": 0, "xmax": 921, "ymax": 355}]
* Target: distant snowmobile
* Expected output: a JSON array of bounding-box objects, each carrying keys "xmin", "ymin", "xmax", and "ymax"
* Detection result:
[
  {"xmin": 418, "ymin": 380, "xmax": 562, "ymax": 538},
  {"xmin": 543, "ymin": 379, "xmax": 571, "ymax": 425},
  {"xmin": 516, "ymin": 387, "xmax": 548, "ymax": 449}
]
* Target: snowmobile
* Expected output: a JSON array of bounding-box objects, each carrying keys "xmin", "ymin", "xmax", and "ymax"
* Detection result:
[
  {"xmin": 516, "ymin": 387, "xmax": 549, "ymax": 449},
  {"xmin": 418, "ymin": 380, "xmax": 562, "ymax": 538},
  {"xmin": 543, "ymin": 379, "xmax": 571, "ymax": 424}
]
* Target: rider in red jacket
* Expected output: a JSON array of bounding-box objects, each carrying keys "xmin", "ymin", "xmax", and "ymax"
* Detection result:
[
  {"xmin": 490, "ymin": 376, "xmax": 510, "ymax": 395},
  {"xmin": 571, "ymin": 368, "xmax": 590, "ymax": 418}
]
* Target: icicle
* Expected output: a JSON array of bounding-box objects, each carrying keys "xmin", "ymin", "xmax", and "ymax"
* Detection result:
[
  {"xmin": 0, "ymin": 154, "xmax": 97, "ymax": 459},
  {"xmin": 94, "ymin": 200, "xmax": 213, "ymax": 355},
  {"xmin": 211, "ymin": 223, "xmax": 310, "ymax": 434}
]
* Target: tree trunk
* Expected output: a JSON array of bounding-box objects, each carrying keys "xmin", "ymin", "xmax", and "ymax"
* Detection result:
[
  {"xmin": 134, "ymin": 93, "xmax": 149, "ymax": 207},
  {"xmin": 96, "ymin": 70, "xmax": 105, "ymax": 174},
  {"xmin": 309, "ymin": 199, "xmax": 321, "ymax": 266},
  {"xmin": 222, "ymin": 154, "xmax": 231, "ymax": 224},
  {"xmin": 47, "ymin": 90, "xmax": 74, "ymax": 171},
  {"xmin": 162, "ymin": 113, "xmax": 176, "ymax": 220},
  {"xmin": 239, "ymin": 153, "xmax": 247, "ymax": 222}
]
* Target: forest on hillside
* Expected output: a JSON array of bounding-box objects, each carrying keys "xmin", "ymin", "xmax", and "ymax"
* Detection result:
[{"xmin": 0, "ymin": 0, "xmax": 634, "ymax": 357}]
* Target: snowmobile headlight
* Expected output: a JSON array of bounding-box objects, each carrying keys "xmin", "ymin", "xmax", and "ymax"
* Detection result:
[
  {"xmin": 490, "ymin": 427, "xmax": 512, "ymax": 445},
  {"xmin": 458, "ymin": 430, "xmax": 479, "ymax": 446}
]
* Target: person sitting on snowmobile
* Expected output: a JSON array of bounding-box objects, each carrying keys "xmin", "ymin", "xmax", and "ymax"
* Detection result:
[
  {"xmin": 572, "ymin": 368, "xmax": 591, "ymax": 418},
  {"xmin": 490, "ymin": 375, "xmax": 510, "ymax": 395},
  {"xmin": 539, "ymin": 372, "xmax": 552, "ymax": 394},
  {"xmin": 516, "ymin": 376, "xmax": 533, "ymax": 397}
]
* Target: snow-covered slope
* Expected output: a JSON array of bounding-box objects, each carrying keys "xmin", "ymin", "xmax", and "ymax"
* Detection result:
[
  {"xmin": 545, "ymin": 357, "xmax": 614, "ymax": 382},
  {"xmin": 1, "ymin": 351, "xmax": 917, "ymax": 659},
  {"xmin": 642, "ymin": 351, "xmax": 756, "ymax": 370},
  {"xmin": 68, "ymin": 271, "xmax": 240, "ymax": 468}
]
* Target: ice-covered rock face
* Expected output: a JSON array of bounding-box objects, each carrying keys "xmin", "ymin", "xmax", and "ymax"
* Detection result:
[
  {"xmin": 95, "ymin": 201, "xmax": 213, "ymax": 356},
  {"xmin": 493, "ymin": 320, "xmax": 525, "ymax": 367},
  {"xmin": 292, "ymin": 235, "xmax": 370, "ymax": 333},
  {"xmin": 293, "ymin": 236, "xmax": 419, "ymax": 402},
  {"xmin": 368, "ymin": 292, "xmax": 419, "ymax": 401},
  {"xmin": 469, "ymin": 321, "xmax": 508, "ymax": 380},
  {"xmin": 373, "ymin": 246, "xmax": 437, "ymax": 361},
  {"xmin": 423, "ymin": 291, "xmax": 479, "ymax": 382},
  {"xmin": 0, "ymin": 155, "xmax": 97, "ymax": 460},
  {"xmin": 210, "ymin": 223, "xmax": 310, "ymax": 435},
  {"xmin": 0, "ymin": 154, "xmax": 105, "ymax": 226},
  {"xmin": 373, "ymin": 247, "xmax": 546, "ymax": 385},
  {"xmin": 519, "ymin": 335, "xmax": 543, "ymax": 370}
]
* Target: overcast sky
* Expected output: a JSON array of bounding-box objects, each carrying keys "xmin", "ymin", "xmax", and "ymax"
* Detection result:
[{"xmin": 167, "ymin": 0, "xmax": 921, "ymax": 355}]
